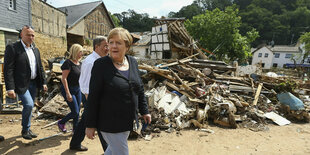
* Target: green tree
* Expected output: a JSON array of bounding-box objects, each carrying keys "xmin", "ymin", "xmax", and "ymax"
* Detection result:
[
  {"xmin": 168, "ymin": 3, "xmax": 203, "ymax": 19},
  {"xmin": 109, "ymin": 12, "xmax": 121, "ymax": 27},
  {"xmin": 185, "ymin": 5, "xmax": 259, "ymax": 62},
  {"xmin": 113, "ymin": 10, "xmax": 154, "ymax": 32},
  {"xmin": 300, "ymin": 32, "xmax": 310, "ymax": 56},
  {"xmin": 198, "ymin": 0, "xmax": 233, "ymax": 11},
  {"xmin": 237, "ymin": 0, "xmax": 310, "ymax": 45},
  {"xmin": 297, "ymin": 0, "xmax": 310, "ymax": 9},
  {"xmin": 234, "ymin": 0, "xmax": 253, "ymax": 10}
]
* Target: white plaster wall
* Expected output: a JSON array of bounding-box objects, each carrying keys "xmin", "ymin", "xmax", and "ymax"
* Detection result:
[
  {"xmin": 271, "ymin": 52, "xmax": 302, "ymax": 68},
  {"xmin": 251, "ymin": 47, "xmax": 273, "ymax": 69},
  {"xmin": 132, "ymin": 46, "xmax": 149, "ymax": 59}
]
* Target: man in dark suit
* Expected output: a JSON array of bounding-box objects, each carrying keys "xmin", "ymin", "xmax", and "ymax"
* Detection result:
[{"xmin": 4, "ymin": 25, "xmax": 48, "ymax": 140}]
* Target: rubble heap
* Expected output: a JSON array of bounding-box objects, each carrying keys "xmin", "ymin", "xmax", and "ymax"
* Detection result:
[{"xmin": 139, "ymin": 55, "xmax": 310, "ymax": 134}]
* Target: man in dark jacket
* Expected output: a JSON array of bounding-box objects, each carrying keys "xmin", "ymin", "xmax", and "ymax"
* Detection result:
[{"xmin": 4, "ymin": 25, "xmax": 47, "ymax": 140}]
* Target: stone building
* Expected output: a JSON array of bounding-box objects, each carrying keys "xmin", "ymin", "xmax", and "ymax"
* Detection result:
[
  {"xmin": 31, "ymin": 0, "xmax": 67, "ymax": 60},
  {"xmin": 58, "ymin": 1, "xmax": 115, "ymax": 50},
  {"xmin": 0, "ymin": 0, "xmax": 67, "ymax": 60}
]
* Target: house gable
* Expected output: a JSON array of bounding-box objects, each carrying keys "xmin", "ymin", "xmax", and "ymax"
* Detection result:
[
  {"xmin": 251, "ymin": 46, "xmax": 273, "ymax": 69},
  {"xmin": 83, "ymin": 4, "xmax": 114, "ymax": 39}
]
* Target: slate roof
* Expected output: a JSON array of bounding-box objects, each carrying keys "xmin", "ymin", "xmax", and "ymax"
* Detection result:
[
  {"xmin": 58, "ymin": 1, "xmax": 114, "ymax": 28},
  {"xmin": 136, "ymin": 34, "xmax": 151, "ymax": 46},
  {"xmin": 270, "ymin": 45, "xmax": 299, "ymax": 53},
  {"xmin": 252, "ymin": 45, "xmax": 300, "ymax": 53}
]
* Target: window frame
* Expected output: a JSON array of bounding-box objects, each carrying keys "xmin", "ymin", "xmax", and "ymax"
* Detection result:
[
  {"xmin": 8, "ymin": 0, "xmax": 16, "ymax": 11},
  {"xmin": 258, "ymin": 53, "xmax": 262, "ymax": 57},
  {"xmin": 285, "ymin": 54, "xmax": 292, "ymax": 59},
  {"xmin": 274, "ymin": 53, "xmax": 280, "ymax": 58}
]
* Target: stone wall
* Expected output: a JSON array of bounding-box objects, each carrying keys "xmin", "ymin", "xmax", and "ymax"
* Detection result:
[
  {"xmin": 31, "ymin": 0, "xmax": 67, "ymax": 59},
  {"xmin": 34, "ymin": 32, "xmax": 67, "ymax": 60},
  {"xmin": 0, "ymin": 31, "xmax": 5, "ymax": 54},
  {"xmin": 84, "ymin": 5, "xmax": 114, "ymax": 39}
]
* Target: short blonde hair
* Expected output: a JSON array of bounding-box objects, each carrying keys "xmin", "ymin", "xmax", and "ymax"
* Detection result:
[
  {"xmin": 69, "ymin": 44, "xmax": 83, "ymax": 61},
  {"xmin": 108, "ymin": 27, "xmax": 133, "ymax": 48}
]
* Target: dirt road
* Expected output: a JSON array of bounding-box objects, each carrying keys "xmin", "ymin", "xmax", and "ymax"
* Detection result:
[{"xmin": 1, "ymin": 114, "xmax": 310, "ymax": 155}]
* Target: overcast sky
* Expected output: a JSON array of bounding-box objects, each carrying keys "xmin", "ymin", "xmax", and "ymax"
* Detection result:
[{"xmin": 46, "ymin": 0, "xmax": 194, "ymax": 17}]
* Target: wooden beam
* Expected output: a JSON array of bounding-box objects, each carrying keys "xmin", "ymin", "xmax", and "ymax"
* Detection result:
[
  {"xmin": 139, "ymin": 64, "xmax": 175, "ymax": 81},
  {"xmin": 170, "ymin": 69, "xmax": 195, "ymax": 96},
  {"xmin": 164, "ymin": 81, "xmax": 193, "ymax": 98},
  {"xmin": 159, "ymin": 53, "xmax": 199, "ymax": 68},
  {"xmin": 253, "ymin": 83, "xmax": 263, "ymax": 106}
]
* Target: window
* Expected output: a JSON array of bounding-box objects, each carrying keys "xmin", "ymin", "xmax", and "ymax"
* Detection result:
[
  {"xmin": 258, "ymin": 53, "xmax": 262, "ymax": 57},
  {"xmin": 273, "ymin": 63, "xmax": 278, "ymax": 67},
  {"xmin": 261, "ymin": 63, "xmax": 265, "ymax": 67},
  {"xmin": 274, "ymin": 53, "xmax": 280, "ymax": 58},
  {"xmin": 264, "ymin": 53, "xmax": 269, "ymax": 58},
  {"xmin": 9, "ymin": 0, "xmax": 16, "ymax": 10},
  {"xmin": 285, "ymin": 54, "xmax": 292, "ymax": 59},
  {"xmin": 145, "ymin": 48, "xmax": 149, "ymax": 56}
]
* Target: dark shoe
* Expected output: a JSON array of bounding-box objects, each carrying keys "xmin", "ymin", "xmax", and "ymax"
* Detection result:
[
  {"xmin": 70, "ymin": 145, "xmax": 88, "ymax": 151},
  {"xmin": 0, "ymin": 135, "xmax": 4, "ymax": 142},
  {"xmin": 21, "ymin": 130, "xmax": 32, "ymax": 140},
  {"xmin": 28, "ymin": 130, "xmax": 38, "ymax": 138},
  {"xmin": 58, "ymin": 120, "xmax": 67, "ymax": 133}
]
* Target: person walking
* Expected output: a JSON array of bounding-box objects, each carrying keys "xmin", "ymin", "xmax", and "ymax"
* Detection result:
[
  {"xmin": 57, "ymin": 44, "xmax": 83, "ymax": 133},
  {"xmin": 85, "ymin": 27, "xmax": 151, "ymax": 155},
  {"xmin": 69, "ymin": 36, "xmax": 109, "ymax": 151},
  {"xmin": 4, "ymin": 25, "xmax": 47, "ymax": 140}
]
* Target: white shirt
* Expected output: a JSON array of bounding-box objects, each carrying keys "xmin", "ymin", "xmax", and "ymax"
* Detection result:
[
  {"xmin": 21, "ymin": 40, "xmax": 37, "ymax": 79},
  {"xmin": 79, "ymin": 51, "xmax": 101, "ymax": 94}
]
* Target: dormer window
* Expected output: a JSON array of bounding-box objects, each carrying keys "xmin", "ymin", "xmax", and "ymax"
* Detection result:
[{"xmin": 9, "ymin": 0, "xmax": 16, "ymax": 10}]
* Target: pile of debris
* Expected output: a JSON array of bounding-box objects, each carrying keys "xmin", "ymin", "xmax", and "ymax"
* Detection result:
[{"xmin": 139, "ymin": 54, "xmax": 310, "ymax": 135}]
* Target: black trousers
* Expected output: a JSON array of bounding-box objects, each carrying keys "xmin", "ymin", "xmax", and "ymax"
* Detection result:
[{"xmin": 70, "ymin": 94, "xmax": 108, "ymax": 151}]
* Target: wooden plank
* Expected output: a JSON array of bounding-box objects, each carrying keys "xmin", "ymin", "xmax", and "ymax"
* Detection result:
[
  {"xmin": 189, "ymin": 62, "xmax": 236, "ymax": 71},
  {"xmin": 192, "ymin": 59, "xmax": 228, "ymax": 66},
  {"xmin": 139, "ymin": 64, "xmax": 171, "ymax": 74},
  {"xmin": 214, "ymin": 74, "xmax": 244, "ymax": 81},
  {"xmin": 179, "ymin": 61, "xmax": 206, "ymax": 78},
  {"xmin": 171, "ymin": 41, "xmax": 191, "ymax": 51},
  {"xmin": 194, "ymin": 48, "xmax": 209, "ymax": 59},
  {"xmin": 41, "ymin": 120, "xmax": 58, "ymax": 129},
  {"xmin": 253, "ymin": 83, "xmax": 263, "ymax": 106},
  {"xmin": 170, "ymin": 69, "xmax": 195, "ymax": 96},
  {"xmin": 214, "ymin": 80, "xmax": 250, "ymax": 87},
  {"xmin": 52, "ymin": 63, "xmax": 62, "ymax": 73},
  {"xmin": 164, "ymin": 81, "xmax": 193, "ymax": 98},
  {"xmin": 159, "ymin": 53, "xmax": 199, "ymax": 68},
  {"xmin": 170, "ymin": 22, "xmax": 189, "ymax": 43},
  {"xmin": 139, "ymin": 64, "xmax": 175, "ymax": 81}
]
